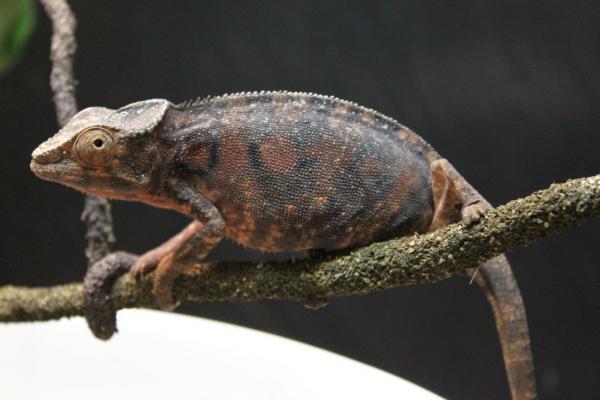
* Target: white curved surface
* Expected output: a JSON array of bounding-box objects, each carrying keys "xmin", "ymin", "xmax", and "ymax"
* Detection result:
[{"xmin": 1, "ymin": 309, "xmax": 444, "ymax": 399}]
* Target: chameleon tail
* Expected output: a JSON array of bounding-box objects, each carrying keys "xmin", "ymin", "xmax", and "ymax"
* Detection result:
[
  {"xmin": 470, "ymin": 255, "xmax": 537, "ymax": 400},
  {"xmin": 84, "ymin": 251, "xmax": 136, "ymax": 340},
  {"xmin": 429, "ymin": 158, "xmax": 537, "ymax": 399}
]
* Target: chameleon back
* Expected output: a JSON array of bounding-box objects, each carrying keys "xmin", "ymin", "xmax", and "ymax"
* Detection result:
[{"xmin": 161, "ymin": 92, "xmax": 435, "ymax": 252}]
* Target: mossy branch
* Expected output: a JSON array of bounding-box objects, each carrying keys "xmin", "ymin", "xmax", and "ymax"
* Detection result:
[{"xmin": 1, "ymin": 173, "xmax": 598, "ymax": 322}]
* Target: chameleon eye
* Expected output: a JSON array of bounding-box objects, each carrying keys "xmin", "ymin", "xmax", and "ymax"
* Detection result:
[{"xmin": 75, "ymin": 127, "xmax": 115, "ymax": 166}]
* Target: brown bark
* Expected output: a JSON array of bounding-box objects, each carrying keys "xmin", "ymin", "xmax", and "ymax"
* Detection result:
[{"xmin": 1, "ymin": 173, "xmax": 598, "ymax": 321}]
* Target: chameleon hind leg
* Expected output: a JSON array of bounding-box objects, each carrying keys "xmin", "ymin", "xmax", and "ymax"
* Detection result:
[
  {"xmin": 430, "ymin": 159, "xmax": 537, "ymax": 400},
  {"xmin": 131, "ymin": 186, "xmax": 225, "ymax": 310}
]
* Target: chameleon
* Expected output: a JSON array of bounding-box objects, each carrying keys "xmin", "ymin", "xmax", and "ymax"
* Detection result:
[{"xmin": 30, "ymin": 91, "xmax": 536, "ymax": 399}]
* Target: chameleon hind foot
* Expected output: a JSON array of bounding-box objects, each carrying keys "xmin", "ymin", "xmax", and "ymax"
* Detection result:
[
  {"xmin": 130, "ymin": 247, "xmax": 180, "ymax": 309},
  {"xmin": 130, "ymin": 215, "xmax": 222, "ymax": 310},
  {"xmin": 152, "ymin": 254, "xmax": 212, "ymax": 310},
  {"xmin": 130, "ymin": 247, "xmax": 170, "ymax": 278}
]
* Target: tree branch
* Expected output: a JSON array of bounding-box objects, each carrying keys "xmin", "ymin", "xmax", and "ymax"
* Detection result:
[
  {"xmin": 1, "ymin": 174, "xmax": 598, "ymax": 322},
  {"xmin": 39, "ymin": 0, "xmax": 114, "ymax": 267},
  {"xmin": 39, "ymin": 0, "xmax": 77, "ymax": 126}
]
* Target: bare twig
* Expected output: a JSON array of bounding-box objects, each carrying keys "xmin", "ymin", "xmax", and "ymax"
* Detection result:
[
  {"xmin": 81, "ymin": 196, "xmax": 115, "ymax": 266},
  {"xmin": 39, "ymin": 0, "xmax": 114, "ymax": 266},
  {"xmin": 39, "ymin": 0, "xmax": 77, "ymax": 125},
  {"xmin": 1, "ymin": 174, "xmax": 598, "ymax": 322}
]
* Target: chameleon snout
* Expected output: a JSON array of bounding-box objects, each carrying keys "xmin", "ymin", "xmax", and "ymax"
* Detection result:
[
  {"xmin": 31, "ymin": 141, "xmax": 65, "ymax": 164},
  {"xmin": 30, "ymin": 144, "xmax": 65, "ymax": 180},
  {"xmin": 31, "ymin": 153, "xmax": 59, "ymax": 168}
]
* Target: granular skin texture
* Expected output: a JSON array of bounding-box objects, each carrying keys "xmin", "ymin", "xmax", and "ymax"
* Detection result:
[{"xmin": 165, "ymin": 92, "xmax": 437, "ymax": 251}]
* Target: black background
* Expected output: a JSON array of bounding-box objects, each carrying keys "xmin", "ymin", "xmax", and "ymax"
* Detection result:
[{"xmin": 1, "ymin": 1, "xmax": 599, "ymax": 399}]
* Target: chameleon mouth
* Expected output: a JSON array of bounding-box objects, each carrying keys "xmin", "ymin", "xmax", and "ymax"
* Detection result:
[
  {"xmin": 30, "ymin": 159, "xmax": 82, "ymax": 184},
  {"xmin": 30, "ymin": 159, "xmax": 140, "ymax": 200},
  {"xmin": 30, "ymin": 159, "xmax": 54, "ymax": 179}
]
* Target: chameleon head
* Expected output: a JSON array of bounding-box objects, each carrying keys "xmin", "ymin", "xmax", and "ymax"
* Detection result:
[{"xmin": 31, "ymin": 99, "xmax": 171, "ymax": 199}]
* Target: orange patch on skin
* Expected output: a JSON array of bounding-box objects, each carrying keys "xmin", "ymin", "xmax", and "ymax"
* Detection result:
[
  {"xmin": 224, "ymin": 207, "xmax": 257, "ymax": 248},
  {"xmin": 361, "ymin": 110, "xmax": 375, "ymax": 123},
  {"xmin": 383, "ymin": 169, "xmax": 415, "ymax": 216},
  {"xmin": 260, "ymin": 135, "xmax": 298, "ymax": 173},
  {"xmin": 390, "ymin": 128, "xmax": 410, "ymax": 143},
  {"xmin": 315, "ymin": 196, "xmax": 328, "ymax": 206},
  {"xmin": 218, "ymin": 132, "xmax": 248, "ymax": 179},
  {"xmin": 286, "ymin": 204, "xmax": 297, "ymax": 214},
  {"xmin": 268, "ymin": 226, "xmax": 285, "ymax": 239},
  {"xmin": 304, "ymin": 141, "xmax": 352, "ymax": 191}
]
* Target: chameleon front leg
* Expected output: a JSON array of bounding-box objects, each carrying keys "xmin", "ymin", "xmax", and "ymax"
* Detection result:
[
  {"xmin": 430, "ymin": 159, "xmax": 537, "ymax": 400},
  {"xmin": 131, "ymin": 186, "xmax": 225, "ymax": 310}
]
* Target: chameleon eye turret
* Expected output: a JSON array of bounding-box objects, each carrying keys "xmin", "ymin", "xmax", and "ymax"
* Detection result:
[{"xmin": 74, "ymin": 127, "xmax": 115, "ymax": 167}]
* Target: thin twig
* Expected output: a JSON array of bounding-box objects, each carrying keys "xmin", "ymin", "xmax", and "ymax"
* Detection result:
[
  {"xmin": 39, "ymin": 0, "xmax": 114, "ymax": 266},
  {"xmin": 39, "ymin": 0, "xmax": 77, "ymax": 125},
  {"xmin": 1, "ymin": 174, "xmax": 598, "ymax": 322}
]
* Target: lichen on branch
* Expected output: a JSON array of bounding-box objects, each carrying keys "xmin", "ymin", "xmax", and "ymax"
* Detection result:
[{"xmin": 1, "ymin": 174, "xmax": 598, "ymax": 322}]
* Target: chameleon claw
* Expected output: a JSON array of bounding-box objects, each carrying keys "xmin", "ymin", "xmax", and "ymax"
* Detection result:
[
  {"xmin": 130, "ymin": 250, "xmax": 179, "ymax": 310},
  {"xmin": 152, "ymin": 252, "xmax": 181, "ymax": 310},
  {"xmin": 462, "ymin": 202, "xmax": 488, "ymax": 225},
  {"xmin": 130, "ymin": 248, "xmax": 170, "ymax": 278}
]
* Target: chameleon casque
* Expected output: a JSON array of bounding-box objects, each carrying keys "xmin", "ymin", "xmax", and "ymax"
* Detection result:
[{"xmin": 31, "ymin": 91, "xmax": 536, "ymax": 399}]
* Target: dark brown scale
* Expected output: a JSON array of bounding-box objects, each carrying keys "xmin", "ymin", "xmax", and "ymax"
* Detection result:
[{"xmin": 162, "ymin": 92, "xmax": 434, "ymax": 252}]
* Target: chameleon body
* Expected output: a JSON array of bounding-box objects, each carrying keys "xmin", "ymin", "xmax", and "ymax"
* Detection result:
[{"xmin": 31, "ymin": 91, "xmax": 536, "ymax": 399}]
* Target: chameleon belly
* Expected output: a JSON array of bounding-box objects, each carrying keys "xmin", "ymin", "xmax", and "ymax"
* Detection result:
[{"xmin": 165, "ymin": 92, "xmax": 435, "ymax": 252}]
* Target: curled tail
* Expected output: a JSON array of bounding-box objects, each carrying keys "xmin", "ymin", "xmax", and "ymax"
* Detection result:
[
  {"xmin": 470, "ymin": 255, "xmax": 537, "ymax": 400},
  {"xmin": 430, "ymin": 158, "xmax": 537, "ymax": 399}
]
